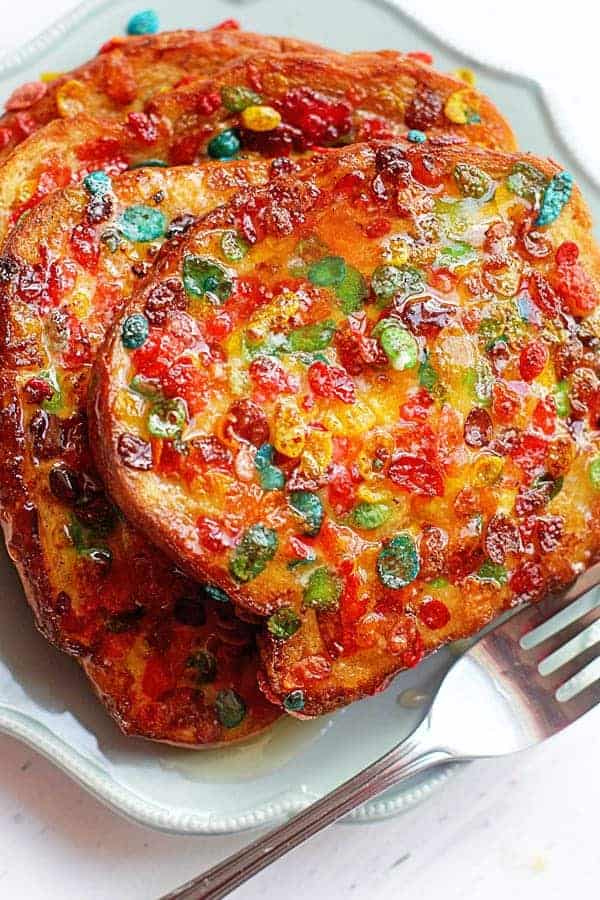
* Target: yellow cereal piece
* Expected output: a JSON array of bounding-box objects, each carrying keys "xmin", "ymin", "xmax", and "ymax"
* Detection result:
[
  {"xmin": 56, "ymin": 79, "xmax": 87, "ymax": 117},
  {"xmin": 375, "ymin": 86, "xmax": 397, "ymax": 109},
  {"xmin": 240, "ymin": 105, "xmax": 282, "ymax": 132},
  {"xmin": 40, "ymin": 71, "xmax": 63, "ymax": 83},
  {"xmin": 273, "ymin": 398, "xmax": 305, "ymax": 458},
  {"xmin": 246, "ymin": 292, "xmax": 301, "ymax": 341},
  {"xmin": 495, "ymin": 488, "xmax": 518, "ymax": 517},
  {"xmin": 228, "ymin": 365, "xmax": 250, "ymax": 396},
  {"xmin": 15, "ymin": 178, "xmax": 37, "ymax": 204},
  {"xmin": 299, "ymin": 428, "xmax": 333, "ymax": 478},
  {"xmin": 114, "ymin": 389, "xmax": 144, "ymax": 425},
  {"xmin": 356, "ymin": 484, "xmax": 392, "ymax": 504},
  {"xmin": 485, "ymin": 255, "xmax": 523, "ymax": 298},
  {"xmin": 322, "ymin": 400, "xmax": 376, "ymax": 437},
  {"xmin": 472, "ymin": 454, "xmax": 504, "ymax": 487},
  {"xmin": 444, "ymin": 89, "xmax": 477, "ymax": 125},
  {"xmin": 583, "ymin": 305, "xmax": 600, "ymax": 339},
  {"xmin": 490, "ymin": 182, "xmax": 514, "ymax": 213},
  {"xmin": 385, "ymin": 236, "xmax": 410, "ymax": 266},
  {"xmin": 453, "ymin": 68, "xmax": 476, "ymax": 86},
  {"xmin": 69, "ymin": 291, "xmax": 91, "ymax": 319}
]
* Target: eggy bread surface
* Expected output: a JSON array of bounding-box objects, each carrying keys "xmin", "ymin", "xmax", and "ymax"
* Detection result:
[{"xmin": 91, "ymin": 141, "xmax": 600, "ymax": 715}]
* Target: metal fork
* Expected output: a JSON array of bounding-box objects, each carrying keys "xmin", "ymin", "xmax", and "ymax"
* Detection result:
[{"xmin": 163, "ymin": 562, "xmax": 600, "ymax": 900}]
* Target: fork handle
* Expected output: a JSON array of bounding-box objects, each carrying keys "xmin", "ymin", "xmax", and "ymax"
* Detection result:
[{"xmin": 161, "ymin": 718, "xmax": 452, "ymax": 900}]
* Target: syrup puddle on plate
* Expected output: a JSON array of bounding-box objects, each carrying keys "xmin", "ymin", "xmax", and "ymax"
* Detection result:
[{"xmin": 159, "ymin": 714, "xmax": 335, "ymax": 782}]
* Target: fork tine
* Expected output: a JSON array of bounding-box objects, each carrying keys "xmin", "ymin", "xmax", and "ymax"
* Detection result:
[
  {"xmin": 539, "ymin": 637, "xmax": 600, "ymax": 692},
  {"xmin": 521, "ymin": 589, "xmax": 600, "ymax": 652},
  {"xmin": 502, "ymin": 571, "xmax": 600, "ymax": 648},
  {"xmin": 533, "ymin": 606, "xmax": 600, "ymax": 670},
  {"xmin": 555, "ymin": 656, "xmax": 600, "ymax": 707}
]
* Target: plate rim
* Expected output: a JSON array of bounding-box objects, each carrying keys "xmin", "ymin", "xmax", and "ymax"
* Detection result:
[{"xmin": 0, "ymin": 0, "xmax": 587, "ymax": 835}]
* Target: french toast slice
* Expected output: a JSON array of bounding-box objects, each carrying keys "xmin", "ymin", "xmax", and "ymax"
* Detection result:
[
  {"xmin": 0, "ymin": 47, "xmax": 515, "ymax": 245},
  {"xmin": 0, "ymin": 159, "xmax": 281, "ymax": 745},
  {"xmin": 147, "ymin": 51, "xmax": 517, "ymax": 160},
  {"xmin": 0, "ymin": 26, "xmax": 328, "ymax": 163},
  {"xmin": 91, "ymin": 141, "xmax": 600, "ymax": 716}
]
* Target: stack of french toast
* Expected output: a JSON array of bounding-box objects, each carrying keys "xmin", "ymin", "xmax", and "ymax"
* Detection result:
[{"xmin": 0, "ymin": 14, "xmax": 598, "ymax": 747}]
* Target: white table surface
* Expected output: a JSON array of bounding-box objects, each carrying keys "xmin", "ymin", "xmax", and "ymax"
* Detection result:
[{"xmin": 1, "ymin": 2, "xmax": 599, "ymax": 898}]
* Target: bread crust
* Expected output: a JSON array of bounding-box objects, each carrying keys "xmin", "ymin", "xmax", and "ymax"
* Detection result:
[
  {"xmin": 148, "ymin": 51, "xmax": 517, "ymax": 159},
  {"xmin": 0, "ymin": 160, "xmax": 281, "ymax": 745},
  {"xmin": 0, "ymin": 45, "xmax": 515, "ymax": 246},
  {"xmin": 0, "ymin": 28, "xmax": 329, "ymax": 163},
  {"xmin": 90, "ymin": 141, "xmax": 600, "ymax": 715}
]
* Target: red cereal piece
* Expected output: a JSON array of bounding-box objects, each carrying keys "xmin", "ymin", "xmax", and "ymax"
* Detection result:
[
  {"xmin": 407, "ymin": 51, "xmax": 434, "ymax": 65},
  {"xmin": 419, "ymin": 598, "xmax": 451, "ymax": 630},
  {"xmin": 5, "ymin": 81, "xmax": 47, "ymax": 111},
  {"xmin": 308, "ymin": 361, "xmax": 356, "ymax": 403},
  {"xmin": 519, "ymin": 339, "xmax": 549, "ymax": 382},
  {"xmin": 387, "ymin": 454, "xmax": 444, "ymax": 497}
]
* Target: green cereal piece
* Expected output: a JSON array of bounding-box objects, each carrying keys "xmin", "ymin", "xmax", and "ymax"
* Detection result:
[
  {"xmin": 335, "ymin": 264, "xmax": 368, "ymax": 313},
  {"xmin": 351, "ymin": 502, "xmax": 392, "ymax": 530},
  {"xmin": 308, "ymin": 255, "xmax": 347, "ymax": 287},
  {"xmin": 553, "ymin": 380, "xmax": 571, "ymax": 418},
  {"xmin": 221, "ymin": 85, "xmax": 262, "ymax": 112},
  {"xmin": 372, "ymin": 319, "xmax": 418, "ymax": 371},
  {"xmin": 477, "ymin": 560, "xmax": 508, "ymax": 585},
  {"xmin": 453, "ymin": 163, "xmax": 492, "ymax": 199},
  {"xmin": 147, "ymin": 397, "xmax": 187, "ymax": 440},
  {"xmin": 37, "ymin": 369, "xmax": 62, "ymax": 413},
  {"xmin": 589, "ymin": 457, "xmax": 600, "ymax": 490},
  {"xmin": 182, "ymin": 254, "xmax": 233, "ymax": 303},
  {"xmin": 303, "ymin": 567, "xmax": 342, "ymax": 610},
  {"xmin": 371, "ymin": 264, "xmax": 424, "ymax": 301},
  {"xmin": 435, "ymin": 241, "xmax": 477, "ymax": 270},
  {"xmin": 215, "ymin": 689, "xmax": 246, "ymax": 728},
  {"xmin": 267, "ymin": 607, "xmax": 302, "ymax": 640},
  {"xmin": 418, "ymin": 353, "xmax": 438, "ymax": 391},
  {"xmin": 229, "ymin": 524, "xmax": 278, "ymax": 582},
  {"xmin": 288, "ymin": 320, "xmax": 336, "ymax": 353},
  {"xmin": 377, "ymin": 534, "xmax": 420, "ymax": 589},
  {"xmin": 506, "ymin": 161, "xmax": 549, "ymax": 204}
]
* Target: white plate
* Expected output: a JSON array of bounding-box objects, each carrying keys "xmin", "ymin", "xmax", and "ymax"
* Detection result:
[{"xmin": 0, "ymin": 0, "xmax": 598, "ymax": 835}]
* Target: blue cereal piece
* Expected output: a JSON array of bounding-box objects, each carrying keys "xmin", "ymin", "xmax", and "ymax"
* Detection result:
[
  {"xmin": 117, "ymin": 204, "xmax": 166, "ymax": 242},
  {"xmin": 83, "ymin": 170, "xmax": 112, "ymax": 195},
  {"xmin": 535, "ymin": 171, "xmax": 573, "ymax": 227},
  {"xmin": 127, "ymin": 9, "xmax": 159, "ymax": 35},
  {"xmin": 407, "ymin": 129, "xmax": 427, "ymax": 143}
]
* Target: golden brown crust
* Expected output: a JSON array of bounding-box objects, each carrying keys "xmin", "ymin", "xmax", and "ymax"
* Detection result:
[
  {"xmin": 0, "ymin": 45, "xmax": 515, "ymax": 247},
  {"xmin": 149, "ymin": 51, "xmax": 517, "ymax": 160},
  {"xmin": 0, "ymin": 28, "xmax": 330, "ymax": 162},
  {"xmin": 91, "ymin": 141, "xmax": 600, "ymax": 716}
]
